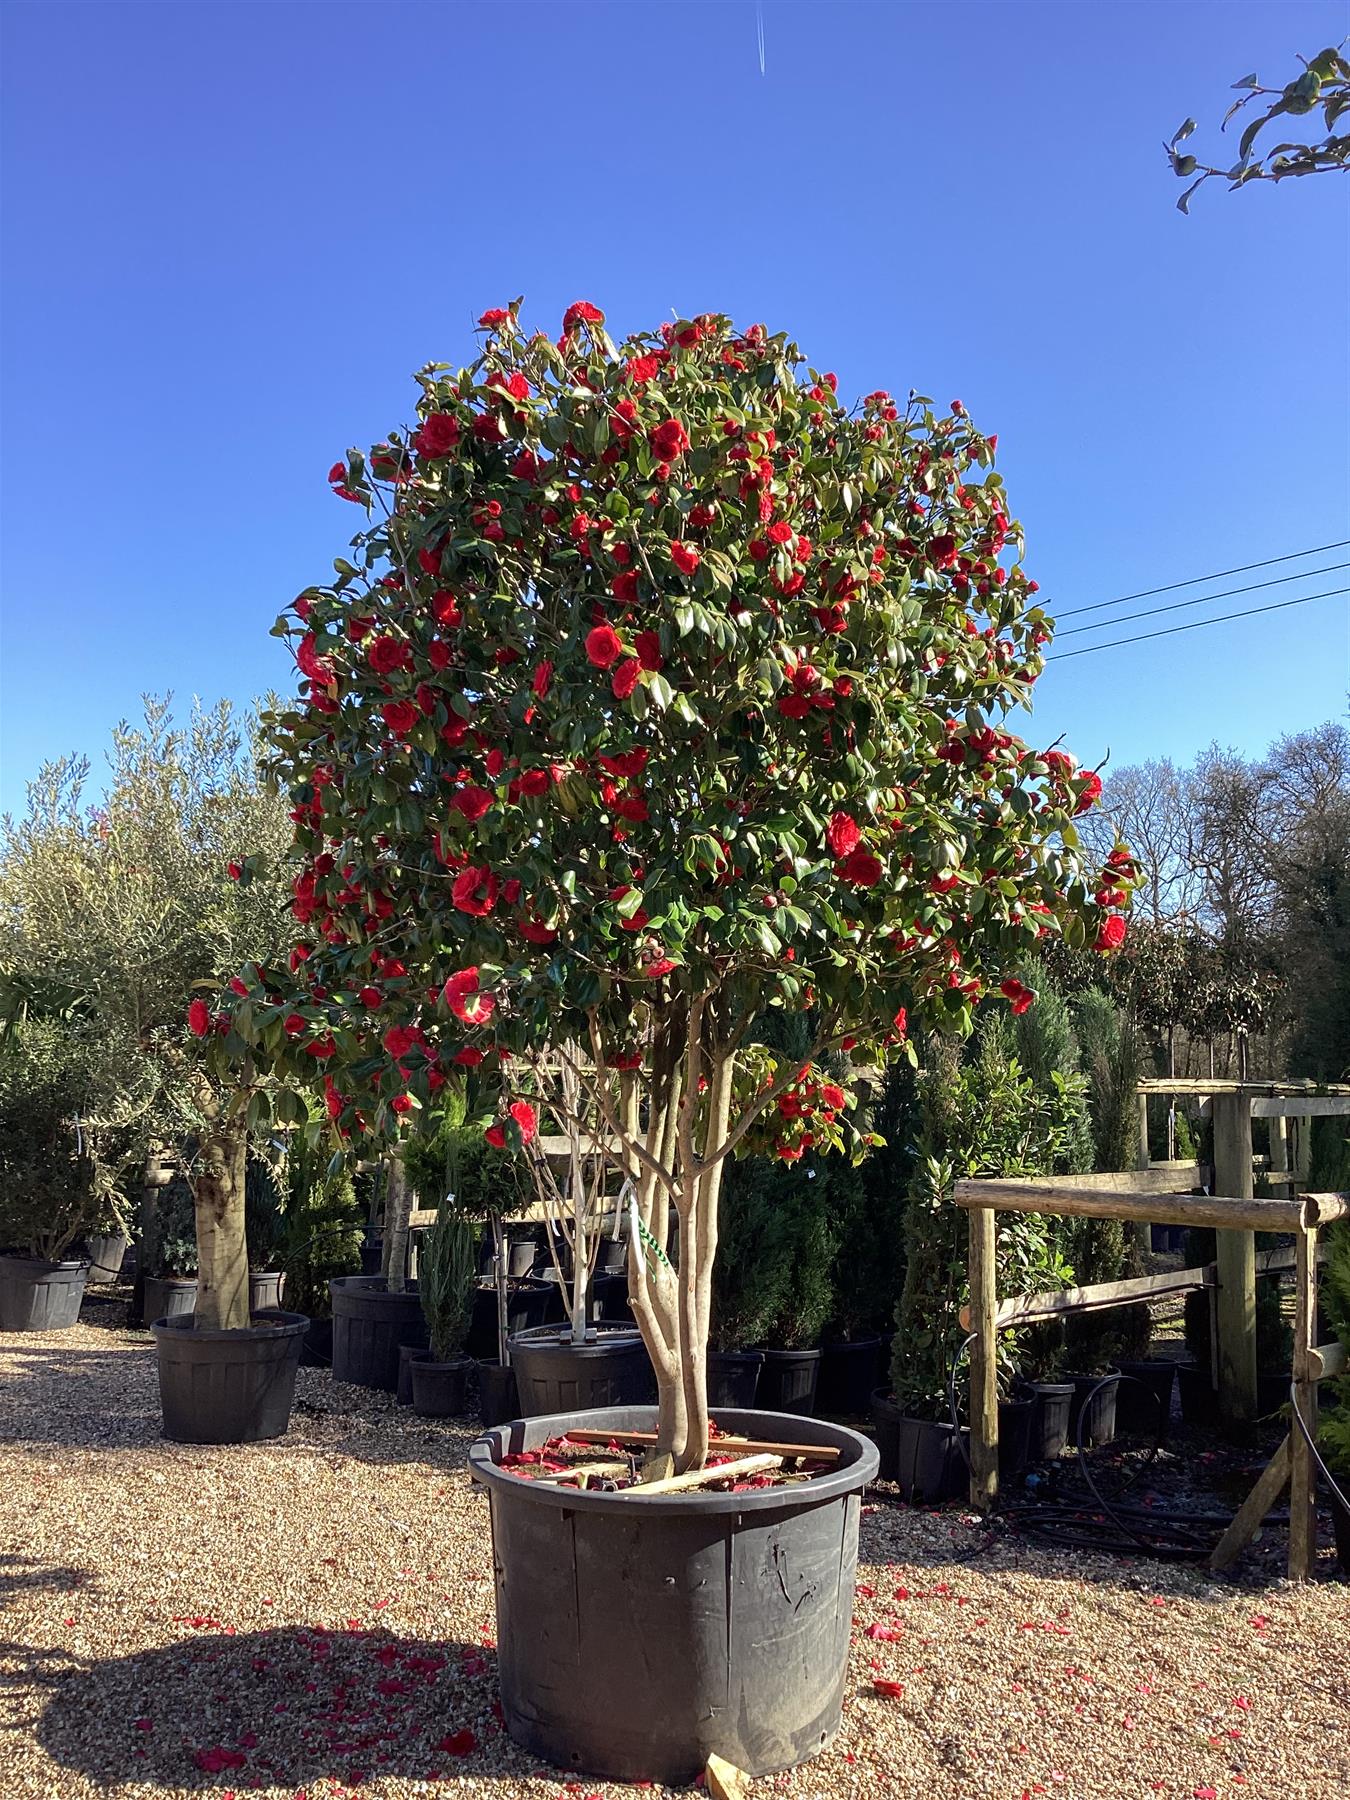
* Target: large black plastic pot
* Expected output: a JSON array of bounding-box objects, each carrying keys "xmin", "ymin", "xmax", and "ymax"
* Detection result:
[
  {"xmin": 871, "ymin": 1387, "xmax": 900, "ymax": 1481},
  {"xmin": 507, "ymin": 1239, "xmax": 537, "ymax": 1279},
  {"xmin": 151, "ymin": 1310, "xmax": 308, "ymax": 1443},
  {"xmin": 708, "ymin": 1349, "xmax": 763, "ymax": 1409},
  {"xmin": 471, "ymin": 1406, "xmax": 878, "ymax": 1782},
  {"xmin": 466, "ymin": 1278, "xmax": 553, "ymax": 1360},
  {"xmin": 508, "ymin": 1324, "xmax": 655, "ymax": 1416},
  {"xmin": 397, "ymin": 1342, "xmax": 429, "ymax": 1405},
  {"xmin": 870, "ymin": 1390, "xmax": 967, "ymax": 1501},
  {"xmin": 478, "ymin": 1360, "xmax": 519, "ymax": 1427},
  {"xmin": 142, "ymin": 1275, "xmax": 197, "ymax": 1328},
  {"xmin": 755, "ymin": 1347, "xmax": 822, "ymax": 1416},
  {"xmin": 329, "ymin": 1276, "xmax": 426, "ymax": 1391},
  {"xmin": 816, "ymin": 1337, "xmax": 883, "ymax": 1419},
  {"xmin": 359, "ymin": 1238, "xmax": 383, "ymax": 1277},
  {"xmin": 84, "ymin": 1234, "xmax": 128, "ymax": 1284},
  {"xmin": 0, "ymin": 1257, "xmax": 88, "ymax": 1331},
  {"xmin": 1115, "ymin": 1359, "xmax": 1177, "ymax": 1438},
  {"xmin": 1176, "ymin": 1361, "xmax": 1220, "ymax": 1427},
  {"xmin": 301, "ymin": 1316, "xmax": 333, "ymax": 1367},
  {"xmin": 589, "ymin": 1272, "xmax": 631, "ymax": 1324},
  {"xmin": 249, "ymin": 1270, "xmax": 284, "ymax": 1312},
  {"xmin": 411, "ymin": 1355, "xmax": 474, "ymax": 1418},
  {"xmin": 1028, "ymin": 1381, "xmax": 1074, "ymax": 1460},
  {"xmin": 1069, "ymin": 1372, "xmax": 1120, "ymax": 1447},
  {"xmin": 998, "ymin": 1395, "xmax": 1036, "ymax": 1478}
]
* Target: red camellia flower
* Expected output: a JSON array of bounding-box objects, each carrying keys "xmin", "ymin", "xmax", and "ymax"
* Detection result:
[
  {"xmin": 611, "ymin": 657, "xmax": 642, "ymax": 701},
  {"xmin": 485, "ymin": 1100, "xmax": 538, "ymax": 1149},
  {"xmin": 1075, "ymin": 771, "xmax": 1104, "ymax": 814},
  {"xmin": 359, "ymin": 986, "xmax": 382, "ymax": 1008},
  {"xmin": 478, "ymin": 307, "xmax": 510, "ymax": 328},
  {"xmin": 411, "ymin": 413, "xmax": 461, "ymax": 459},
  {"xmin": 826, "ymin": 812, "xmax": 861, "ymax": 858},
  {"xmin": 611, "ymin": 569, "xmax": 640, "ymax": 606},
  {"xmin": 648, "ymin": 417, "xmax": 690, "ymax": 461},
  {"xmin": 531, "ymin": 660, "xmax": 553, "ymax": 699},
  {"xmin": 1094, "ymin": 913, "xmax": 1128, "ymax": 952},
  {"xmin": 585, "ymin": 624, "xmax": 623, "ymax": 668},
  {"xmin": 188, "ymin": 998, "xmax": 210, "ymax": 1038},
  {"xmin": 563, "ymin": 301, "xmax": 604, "ymax": 332},
  {"xmin": 444, "ymin": 967, "xmax": 496, "ymax": 1024},
  {"xmin": 821, "ymin": 1083, "xmax": 847, "ymax": 1110},
  {"xmin": 368, "ymin": 635, "xmax": 411, "ymax": 675},
  {"xmin": 634, "ymin": 630, "xmax": 663, "ymax": 671},
  {"xmin": 837, "ymin": 847, "xmax": 883, "ymax": 887},
  {"xmin": 452, "ymin": 866, "xmax": 499, "ymax": 915},
  {"xmin": 669, "ymin": 540, "xmax": 701, "ymax": 576},
  {"xmin": 452, "ymin": 785, "xmax": 494, "ymax": 823},
  {"xmin": 1000, "ymin": 978, "xmax": 1035, "ymax": 1015},
  {"xmin": 381, "ymin": 699, "xmax": 419, "ymax": 736},
  {"xmin": 283, "ymin": 1013, "xmax": 307, "ymax": 1037},
  {"xmin": 382, "ymin": 1024, "xmax": 422, "ymax": 1060},
  {"xmin": 296, "ymin": 632, "xmax": 334, "ymax": 685}
]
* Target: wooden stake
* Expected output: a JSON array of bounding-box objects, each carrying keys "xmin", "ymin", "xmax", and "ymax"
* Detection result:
[
  {"xmin": 968, "ymin": 1203, "xmax": 998, "ymax": 1513},
  {"xmin": 531, "ymin": 1461, "xmax": 630, "ymax": 1486},
  {"xmin": 626, "ymin": 1453, "xmax": 781, "ymax": 1497},
  {"xmin": 1208, "ymin": 1434, "xmax": 1290, "ymax": 1571},
  {"xmin": 1212, "ymin": 1094, "xmax": 1257, "ymax": 1433},
  {"xmin": 1288, "ymin": 1224, "xmax": 1319, "ymax": 1580},
  {"xmin": 563, "ymin": 1428, "xmax": 840, "ymax": 1462},
  {"xmin": 706, "ymin": 1751, "xmax": 752, "ymax": 1800}
]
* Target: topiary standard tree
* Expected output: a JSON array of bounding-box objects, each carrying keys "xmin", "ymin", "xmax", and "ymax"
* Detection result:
[{"xmin": 202, "ymin": 301, "xmax": 1135, "ymax": 1471}]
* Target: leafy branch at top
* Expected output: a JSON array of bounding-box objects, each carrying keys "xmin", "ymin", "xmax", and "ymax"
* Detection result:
[{"xmin": 1168, "ymin": 44, "xmax": 1349, "ymax": 213}]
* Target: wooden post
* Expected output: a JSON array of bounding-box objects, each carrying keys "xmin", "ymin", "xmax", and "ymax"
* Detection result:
[
  {"xmin": 1293, "ymin": 1113, "xmax": 1313, "ymax": 1183},
  {"xmin": 1288, "ymin": 1221, "xmax": 1319, "ymax": 1579},
  {"xmin": 968, "ymin": 1203, "xmax": 999, "ymax": 1512},
  {"xmin": 1136, "ymin": 1093, "xmax": 1150, "ymax": 1171},
  {"xmin": 1268, "ymin": 1113, "xmax": 1290, "ymax": 1187},
  {"xmin": 1212, "ymin": 1094, "xmax": 1257, "ymax": 1433}
]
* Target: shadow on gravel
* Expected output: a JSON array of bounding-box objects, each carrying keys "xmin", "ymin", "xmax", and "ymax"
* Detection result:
[{"xmin": 23, "ymin": 1623, "xmax": 524, "ymax": 1791}]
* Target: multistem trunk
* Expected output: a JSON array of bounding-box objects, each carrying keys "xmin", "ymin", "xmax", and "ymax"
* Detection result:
[
  {"xmin": 193, "ymin": 1124, "xmax": 249, "ymax": 1330},
  {"xmin": 382, "ymin": 1153, "xmax": 411, "ymax": 1294}
]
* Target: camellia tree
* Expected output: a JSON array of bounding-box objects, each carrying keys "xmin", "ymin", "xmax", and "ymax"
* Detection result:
[{"xmin": 202, "ymin": 301, "xmax": 1136, "ymax": 1470}]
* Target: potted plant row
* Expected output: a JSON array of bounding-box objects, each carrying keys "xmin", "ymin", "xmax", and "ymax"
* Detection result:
[{"xmin": 203, "ymin": 300, "xmax": 1135, "ymax": 1780}]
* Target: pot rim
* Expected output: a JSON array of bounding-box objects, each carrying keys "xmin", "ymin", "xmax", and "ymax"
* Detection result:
[
  {"xmin": 0, "ymin": 1255, "xmax": 90, "ymax": 1274},
  {"xmin": 150, "ymin": 1309, "xmax": 310, "ymax": 1344},
  {"xmin": 329, "ymin": 1275, "xmax": 420, "ymax": 1297},
  {"xmin": 412, "ymin": 1354, "xmax": 476, "ymax": 1374},
  {"xmin": 470, "ymin": 1404, "xmax": 878, "ymax": 1517}
]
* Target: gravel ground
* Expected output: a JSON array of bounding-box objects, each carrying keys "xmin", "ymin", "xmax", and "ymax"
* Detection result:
[{"xmin": 2, "ymin": 1298, "xmax": 1347, "ymax": 1800}]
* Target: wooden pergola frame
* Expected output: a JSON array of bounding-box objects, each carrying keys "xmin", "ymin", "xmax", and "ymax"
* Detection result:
[{"xmin": 954, "ymin": 1165, "xmax": 1349, "ymax": 1581}]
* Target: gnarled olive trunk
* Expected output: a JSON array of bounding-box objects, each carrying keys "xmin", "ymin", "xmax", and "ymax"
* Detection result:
[
  {"xmin": 193, "ymin": 1124, "xmax": 249, "ymax": 1330},
  {"xmin": 381, "ymin": 1153, "xmax": 411, "ymax": 1294}
]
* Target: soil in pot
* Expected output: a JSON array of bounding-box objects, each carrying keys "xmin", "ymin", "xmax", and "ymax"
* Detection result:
[
  {"xmin": 508, "ymin": 1323, "xmax": 656, "ymax": 1416},
  {"xmin": 466, "ymin": 1277, "xmax": 553, "ymax": 1361},
  {"xmin": 815, "ymin": 1337, "xmax": 883, "ymax": 1419},
  {"xmin": 142, "ymin": 1274, "xmax": 197, "ymax": 1328},
  {"xmin": 707, "ymin": 1349, "xmax": 763, "ymax": 1409},
  {"xmin": 0, "ymin": 1257, "xmax": 88, "ymax": 1332},
  {"xmin": 1176, "ymin": 1361, "xmax": 1220, "ymax": 1427},
  {"xmin": 478, "ymin": 1360, "xmax": 519, "ymax": 1427},
  {"xmin": 329, "ymin": 1276, "xmax": 426, "ymax": 1391},
  {"xmin": 470, "ymin": 1405, "xmax": 878, "ymax": 1782},
  {"xmin": 1068, "ymin": 1372, "xmax": 1120, "ymax": 1448},
  {"xmin": 1028, "ymin": 1381, "xmax": 1075, "ymax": 1460},
  {"xmin": 152, "ymin": 1309, "xmax": 308, "ymax": 1443},
  {"xmin": 411, "ymin": 1355, "xmax": 475, "ymax": 1418},
  {"xmin": 84, "ymin": 1234, "xmax": 128, "ymax": 1284},
  {"xmin": 1115, "ymin": 1359, "xmax": 1177, "ymax": 1438},
  {"xmin": 249, "ymin": 1270, "xmax": 284, "ymax": 1313},
  {"xmin": 755, "ymin": 1346, "xmax": 822, "ymax": 1416}
]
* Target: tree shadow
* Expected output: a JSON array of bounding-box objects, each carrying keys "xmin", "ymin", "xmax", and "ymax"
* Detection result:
[{"xmin": 21, "ymin": 1623, "xmax": 525, "ymax": 1791}]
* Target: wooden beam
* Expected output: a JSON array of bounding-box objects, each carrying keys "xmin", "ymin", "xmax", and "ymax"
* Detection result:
[
  {"xmin": 1208, "ymin": 1434, "xmax": 1291, "ymax": 1571},
  {"xmin": 951, "ymin": 1179, "xmax": 1305, "ymax": 1233},
  {"xmin": 1311, "ymin": 1341, "xmax": 1347, "ymax": 1382},
  {"xmin": 968, "ymin": 1205, "xmax": 999, "ymax": 1513},
  {"xmin": 1137, "ymin": 1079, "xmax": 1350, "ymax": 1096},
  {"xmin": 970, "ymin": 1264, "xmax": 1213, "ymax": 1331},
  {"xmin": 1288, "ymin": 1225, "xmax": 1319, "ymax": 1581},
  {"xmin": 1304, "ymin": 1192, "xmax": 1350, "ymax": 1225},
  {"xmin": 1255, "ymin": 1242, "xmax": 1330, "ymax": 1275},
  {"xmin": 1212, "ymin": 1094, "xmax": 1257, "ymax": 1433},
  {"xmin": 1249, "ymin": 1097, "xmax": 1350, "ymax": 1118},
  {"xmin": 628, "ymin": 1453, "xmax": 781, "ymax": 1496}
]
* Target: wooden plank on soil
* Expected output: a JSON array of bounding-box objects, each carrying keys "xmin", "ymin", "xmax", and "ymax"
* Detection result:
[{"xmin": 563, "ymin": 1427, "xmax": 841, "ymax": 1462}]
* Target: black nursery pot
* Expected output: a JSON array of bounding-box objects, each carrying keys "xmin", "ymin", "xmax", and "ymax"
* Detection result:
[
  {"xmin": 478, "ymin": 1359, "xmax": 519, "ymax": 1427},
  {"xmin": 249, "ymin": 1270, "xmax": 285, "ymax": 1313},
  {"xmin": 816, "ymin": 1337, "xmax": 884, "ymax": 1419},
  {"xmin": 358, "ymin": 1238, "xmax": 383, "ymax": 1278},
  {"xmin": 589, "ymin": 1272, "xmax": 631, "ymax": 1325},
  {"xmin": 1028, "ymin": 1381, "xmax": 1075, "ymax": 1460},
  {"xmin": 755, "ymin": 1347, "xmax": 822, "ymax": 1417},
  {"xmin": 329, "ymin": 1276, "xmax": 426, "ymax": 1391},
  {"xmin": 84, "ymin": 1233, "xmax": 128, "ymax": 1284},
  {"xmin": 0, "ymin": 1257, "xmax": 88, "ymax": 1331},
  {"xmin": 397, "ymin": 1341, "xmax": 430, "ymax": 1405},
  {"xmin": 1176, "ymin": 1361, "xmax": 1220, "ymax": 1427},
  {"xmin": 508, "ymin": 1324, "xmax": 656, "ymax": 1417},
  {"xmin": 1332, "ymin": 1487, "xmax": 1350, "ymax": 1574},
  {"xmin": 1069, "ymin": 1372, "xmax": 1120, "ymax": 1448},
  {"xmin": 300, "ymin": 1316, "xmax": 333, "ymax": 1367},
  {"xmin": 411, "ymin": 1355, "xmax": 474, "ymax": 1418},
  {"xmin": 466, "ymin": 1277, "xmax": 554, "ymax": 1360},
  {"xmin": 869, "ymin": 1390, "xmax": 967, "ymax": 1501},
  {"xmin": 707, "ymin": 1349, "xmax": 763, "ymax": 1409},
  {"xmin": 470, "ymin": 1405, "xmax": 878, "ymax": 1783},
  {"xmin": 151, "ymin": 1309, "xmax": 308, "ymax": 1443},
  {"xmin": 998, "ymin": 1394, "xmax": 1037, "ymax": 1478},
  {"xmin": 1114, "ymin": 1359, "xmax": 1177, "ymax": 1438},
  {"xmin": 141, "ymin": 1274, "xmax": 197, "ymax": 1328}
]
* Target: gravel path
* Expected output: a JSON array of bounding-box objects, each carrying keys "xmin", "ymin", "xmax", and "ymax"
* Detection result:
[{"xmin": 2, "ymin": 1305, "xmax": 1347, "ymax": 1800}]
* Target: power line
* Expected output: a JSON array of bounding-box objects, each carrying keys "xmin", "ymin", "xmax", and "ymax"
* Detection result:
[
  {"xmin": 1055, "ymin": 561, "xmax": 1350, "ymax": 638},
  {"xmin": 1050, "ymin": 585, "xmax": 1349, "ymax": 660},
  {"xmin": 1053, "ymin": 540, "xmax": 1350, "ymax": 621}
]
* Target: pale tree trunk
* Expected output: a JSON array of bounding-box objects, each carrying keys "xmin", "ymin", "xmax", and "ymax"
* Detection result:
[
  {"xmin": 193, "ymin": 1124, "xmax": 249, "ymax": 1330},
  {"xmin": 382, "ymin": 1153, "xmax": 411, "ymax": 1293}
]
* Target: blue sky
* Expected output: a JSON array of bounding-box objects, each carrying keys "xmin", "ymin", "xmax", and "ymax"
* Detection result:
[{"xmin": 1, "ymin": 0, "xmax": 1346, "ymax": 814}]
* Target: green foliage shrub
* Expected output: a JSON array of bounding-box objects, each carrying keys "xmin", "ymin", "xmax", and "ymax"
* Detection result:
[
  {"xmin": 711, "ymin": 1155, "xmax": 837, "ymax": 1352},
  {"xmin": 419, "ymin": 1203, "xmax": 478, "ymax": 1361},
  {"xmin": 142, "ymin": 1175, "xmax": 198, "ymax": 1279},
  {"xmin": 244, "ymin": 1153, "xmax": 283, "ymax": 1270},
  {"xmin": 274, "ymin": 1135, "xmax": 362, "ymax": 1320},
  {"xmin": 0, "ymin": 1023, "xmax": 100, "ymax": 1260}
]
